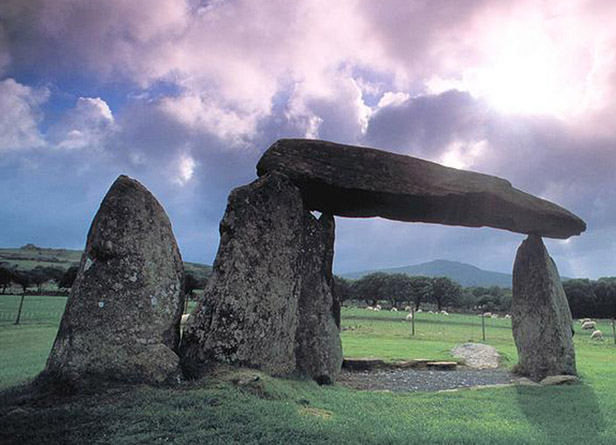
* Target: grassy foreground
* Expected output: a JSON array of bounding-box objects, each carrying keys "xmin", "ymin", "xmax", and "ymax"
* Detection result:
[{"xmin": 1, "ymin": 297, "xmax": 616, "ymax": 444}]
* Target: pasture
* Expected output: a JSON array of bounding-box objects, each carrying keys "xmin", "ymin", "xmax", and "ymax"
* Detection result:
[{"xmin": 1, "ymin": 296, "xmax": 616, "ymax": 444}]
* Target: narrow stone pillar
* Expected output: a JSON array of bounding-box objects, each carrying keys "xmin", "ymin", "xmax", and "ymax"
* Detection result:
[
  {"xmin": 180, "ymin": 172, "xmax": 305, "ymax": 377},
  {"xmin": 511, "ymin": 234, "xmax": 576, "ymax": 381},
  {"xmin": 295, "ymin": 212, "xmax": 343, "ymax": 384},
  {"xmin": 42, "ymin": 175, "xmax": 185, "ymax": 386}
]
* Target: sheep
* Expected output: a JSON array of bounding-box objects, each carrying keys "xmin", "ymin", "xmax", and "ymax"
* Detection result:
[
  {"xmin": 580, "ymin": 318, "xmax": 592, "ymax": 324},
  {"xmin": 581, "ymin": 321, "xmax": 596, "ymax": 330},
  {"xmin": 590, "ymin": 330, "xmax": 603, "ymax": 340},
  {"xmin": 491, "ymin": 314, "xmax": 499, "ymax": 319},
  {"xmin": 417, "ymin": 309, "xmax": 423, "ymax": 313},
  {"xmin": 504, "ymin": 314, "xmax": 512, "ymax": 319},
  {"xmin": 483, "ymin": 312, "xmax": 493, "ymax": 317},
  {"xmin": 404, "ymin": 306, "xmax": 412, "ymax": 312},
  {"xmin": 440, "ymin": 310, "xmax": 449, "ymax": 315},
  {"xmin": 375, "ymin": 304, "xmax": 382, "ymax": 310},
  {"xmin": 405, "ymin": 313, "xmax": 413, "ymax": 321},
  {"xmin": 428, "ymin": 310, "xmax": 434, "ymax": 314},
  {"xmin": 391, "ymin": 307, "xmax": 398, "ymax": 312},
  {"xmin": 366, "ymin": 306, "xmax": 374, "ymax": 311},
  {"xmin": 373, "ymin": 307, "xmax": 381, "ymax": 312}
]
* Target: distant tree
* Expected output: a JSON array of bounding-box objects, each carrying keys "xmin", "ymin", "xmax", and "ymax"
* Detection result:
[
  {"xmin": 11, "ymin": 270, "xmax": 32, "ymax": 325},
  {"xmin": 184, "ymin": 272, "xmax": 202, "ymax": 298},
  {"xmin": 592, "ymin": 277, "xmax": 616, "ymax": 319},
  {"xmin": 408, "ymin": 276, "xmax": 433, "ymax": 311},
  {"xmin": 563, "ymin": 279, "xmax": 597, "ymax": 318},
  {"xmin": 430, "ymin": 276, "xmax": 462, "ymax": 311},
  {"xmin": 58, "ymin": 266, "xmax": 79, "ymax": 290},
  {"xmin": 333, "ymin": 275, "xmax": 353, "ymax": 303},
  {"xmin": 0, "ymin": 264, "xmax": 13, "ymax": 294},
  {"xmin": 352, "ymin": 272, "xmax": 390, "ymax": 306},
  {"xmin": 28, "ymin": 266, "xmax": 65, "ymax": 292},
  {"xmin": 383, "ymin": 274, "xmax": 414, "ymax": 309}
]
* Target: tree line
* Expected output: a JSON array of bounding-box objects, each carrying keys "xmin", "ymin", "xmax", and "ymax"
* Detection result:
[{"xmin": 335, "ymin": 272, "xmax": 616, "ymax": 318}]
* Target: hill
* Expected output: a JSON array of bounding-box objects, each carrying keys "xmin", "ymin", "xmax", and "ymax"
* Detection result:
[
  {"xmin": 341, "ymin": 259, "xmax": 514, "ymax": 288},
  {"xmin": 0, "ymin": 245, "xmax": 212, "ymax": 280}
]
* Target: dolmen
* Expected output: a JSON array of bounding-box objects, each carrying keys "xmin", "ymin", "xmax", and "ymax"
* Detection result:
[{"xmin": 42, "ymin": 139, "xmax": 586, "ymax": 388}]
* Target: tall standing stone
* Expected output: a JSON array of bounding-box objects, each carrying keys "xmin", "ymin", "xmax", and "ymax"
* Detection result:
[
  {"xmin": 42, "ymin": 175, "xmax": 185, "ymax": 385},
  {"xmin": 511, "ymin": 234, "xmax": 576, "ymax": 381},
  {"xmin": 180, "ymin": 172, "xmax": 305, "ymax": 377},
  {"xmin": 295, "ymin": 212, "xmax": 343, "ymax": 384}
]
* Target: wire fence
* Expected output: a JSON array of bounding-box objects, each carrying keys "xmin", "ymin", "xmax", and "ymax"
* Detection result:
[{"xmin": 0, "ymin": 294, "xmax": 67, "ymax": 325}]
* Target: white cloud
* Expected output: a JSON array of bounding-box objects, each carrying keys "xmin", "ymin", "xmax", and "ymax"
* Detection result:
[
  {"xmin": 172, "ymin": 153, "xmax": 196, "ymax": 186},
  {"xmin": 0, "ymin": 78, "xmax": 48, "ymax": 151},
  {"xmin": 377, "ymin": 91, "xmax": 410, "ymax": 108},
  {"xmin": 50, "ymin": 97, "xmax": 115, "ymax": 150}
]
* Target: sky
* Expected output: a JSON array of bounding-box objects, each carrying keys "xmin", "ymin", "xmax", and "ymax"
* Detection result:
[{"xmin": 1, "ymin": 0, "xmax": 615, "ymax": 278}]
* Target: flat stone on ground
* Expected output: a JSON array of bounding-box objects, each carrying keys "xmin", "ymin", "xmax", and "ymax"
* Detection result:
[
  {"xmin": 540, "ymin": 375, "xmax": 579, "ymax": 386},
  {"xmin": 426, "ymin": 361, "xmax": 457, "ymax": 370},
  {"xmin": 451, "ymin": 343, "xmax": 501, "ymax": 369}
]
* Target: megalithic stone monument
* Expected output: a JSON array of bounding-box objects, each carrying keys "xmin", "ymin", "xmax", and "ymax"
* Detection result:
[
  {"xmin": 41, "ymin": 175, "xmax": 185, "ymax": 386},
  {"xmin": 511, "ymin": 234, "xmax": 577, "ymax": 381}
]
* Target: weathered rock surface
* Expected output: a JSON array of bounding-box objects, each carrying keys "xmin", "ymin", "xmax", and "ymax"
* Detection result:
[
  {"xmin": 43, "ymin": 175, "xmax": 184, "ymax": 385},
  {"xmin": 451, "ymin": 343, "xmax": 501, "ymax": 369},
  {"xmin": 257, "ymin": 139, "xmax": 586, "ymax": 239},
  {"xmin": 511, "ymin": 235, "xmax": 576, "ymax": 381},
  {"xmin": 540, "ymin": 374, "xmax": 579, "ymax": 386},
  {"xmin": 295, "ymin": 213, "xmax": 343, "ymax": 384},
  {"xmin": 180, "ymin": 173, "xmax": 305, "ymax": 377}
]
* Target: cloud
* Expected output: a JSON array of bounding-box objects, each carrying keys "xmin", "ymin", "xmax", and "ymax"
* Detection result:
[
  {"xmin": 0, "ymin": 78, "xmax": 48, "ymax": 151},
  {"xmin": 49, "ymin": 97, "xmax": 115, "ymax": 150}
]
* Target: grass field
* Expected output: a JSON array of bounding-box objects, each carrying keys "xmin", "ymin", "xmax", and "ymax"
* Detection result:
[{"xmin": 2, "ymin": 297, "xmax": 616, "ymax": 444}]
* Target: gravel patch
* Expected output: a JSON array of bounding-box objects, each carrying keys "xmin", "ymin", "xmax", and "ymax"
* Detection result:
[{"xmin": 337, "ymin": 368, "xmax": 514, "ymax": 392}]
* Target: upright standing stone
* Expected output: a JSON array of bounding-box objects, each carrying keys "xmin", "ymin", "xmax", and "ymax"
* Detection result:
[
  {"xmin": 295, "ymin": 212, "xmax": 343, "ymax": 384},
  {"xmin": 511, "ymin": 234, "xmax": 576, "ymax": 381},
  {"xmin": 180, "ymin": 172, "xmax": 304, "ymax": 377},
  {"xmin": 42, "ymin": 175, "xmax": 185, "ymax": 385}
]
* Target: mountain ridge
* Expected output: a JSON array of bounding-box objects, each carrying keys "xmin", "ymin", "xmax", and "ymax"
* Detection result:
[{"xmin": 340, "ymin": 259, "xmax": 514, "ymax": 288}]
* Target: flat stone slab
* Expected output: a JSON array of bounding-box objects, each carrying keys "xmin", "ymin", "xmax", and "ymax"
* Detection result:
[
  {"xmin": 451, "ymin": 343, "xmax": 501, "ymax": 369},
  {"xmin": 426, "ymin": 361, "xmax": 458, "ymax": 370},
  {"xmin": 257, "ymin": 139, "xmax": 586, "ymax": 238},
  {"xmin": 540, "ymin": 375, "xmax": 579, "ymax": 386}
]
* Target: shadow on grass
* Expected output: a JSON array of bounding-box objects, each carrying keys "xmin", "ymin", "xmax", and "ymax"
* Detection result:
[{"xmin": 515, "ymin": 383, "xmax": 605, "ymax": 442}]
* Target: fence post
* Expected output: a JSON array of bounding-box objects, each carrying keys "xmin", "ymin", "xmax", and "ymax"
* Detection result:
[
  {"xmin": 481, "ymin": 313, "xmax": 486, "ymax": 342},
  {"xmin": 14, "ymin": 291, "xmax": 26, "ymax": 325}
]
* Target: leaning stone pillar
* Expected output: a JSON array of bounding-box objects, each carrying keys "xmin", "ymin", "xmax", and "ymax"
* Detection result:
[
  {"xmin": 295, "ymin": 212, "xmax": 343, "ymax": 384},
  {"xmin": 180, "ymin": 172, "xmax": 305, "ymax": 377},
  {"xmin": 42, "ymin": 175, "xmax": 185, "ymax": 386},
  {"xmin": 511, "ymin": 234, "xmax": 576, "ymax": 381}
]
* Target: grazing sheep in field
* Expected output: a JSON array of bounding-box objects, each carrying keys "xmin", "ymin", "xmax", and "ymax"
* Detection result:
[
  {"xmin": 580, "ymin": 318, "xmax": 591, "ymax": 324},
  {"xmin": 590, "ymin": 330, "xmax": 603, "ymax": 340},
  {"xmin": 582, "ymin": 321, "xmax": 596, "ymax": 330},
  {"xmin": 417, "ymin": 309, "xmax": 422, "ymax": 313},
  {"xmin": 428, "ymin": 310, "xmax": 434, "ymax": 314},
  {"xmin": 375, "ymin": 304, "xmax": 382, "ymax": 310},
  {"xmin": 366, "ymin": 306, "xmax": 374, "ymax": 311},
  {"xmin": 440, "ymin": 310, "xmax": 449, "ymax": 315},
  {"xmin": 404, "ymin": 306, "xmax": 412, "ymax": 312},
  {"xmin": 373, "ymin": 307, "xmax": 381, "ymax": 312},
  {"xmin": 405, "ymin": 313, "xmax": 413, "ymax": 321},
  {"xmin": 391, "ymin": 307, "xmax": 398, "ymax": 312},
  {"xmin": 483, "ymin": 312, "xmax": 493, "ymax": 317},
  {"xmin": 504, "ymin": 314, "xmax": 512, "ymax": 319},
  {"xmin": 491, "ymin": 314, "xmax": 499, "ymax": 319}
]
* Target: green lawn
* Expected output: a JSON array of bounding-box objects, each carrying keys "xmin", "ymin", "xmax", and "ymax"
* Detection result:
[{"xmin": 1, "ymin": 298, "xmax": 616, "ymax": 444}]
